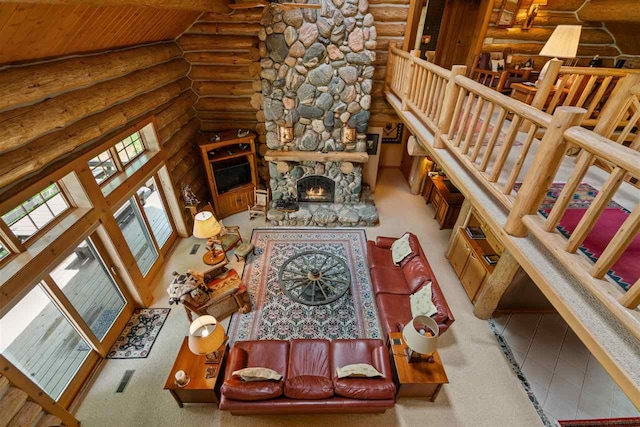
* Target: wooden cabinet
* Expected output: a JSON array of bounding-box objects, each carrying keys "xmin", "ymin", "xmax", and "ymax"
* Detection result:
[
  {"xmin": 447, "ymin": 228, "xmax": 494, "ymax": 302},
  {"xmin": 423, "ymin": 176, "xmax": 464, "ymax": 229},
  {"xmin": 197, "ymin": 131, "xmax": 258, "ymax": 219}
]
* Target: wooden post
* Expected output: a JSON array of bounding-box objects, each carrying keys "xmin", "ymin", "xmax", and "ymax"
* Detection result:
[
  {"xmin": 434, "ymin": 65, "xmax": 467, "ymax": 149},
  {"xmin": 473, "ymin": 250, "xmax": 520, "ymax": 319},
  {"xmin": 384, "ymin": 42, "xmax": 397, "ymax": 94},
  {"xmin": 402, "ymin": 50, "xmax": 421, "ymax": 111},
  {"xmin": 530, "ymin": 59, "xmax": 562, "ymax": 112},
  {"xmin": 504, "ymin": 107, "xmax": 586, "ymax": 237}
]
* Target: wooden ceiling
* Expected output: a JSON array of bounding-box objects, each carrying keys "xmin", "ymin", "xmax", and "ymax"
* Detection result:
[{"xmin": 0, "ymin": 3, "xmax": 201, "ymax": 65}]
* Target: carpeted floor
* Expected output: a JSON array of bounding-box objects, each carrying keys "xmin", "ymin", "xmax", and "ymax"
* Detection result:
[
  {"xmin": 228, "ymin": 228, "xmax": 381, "ymax": 342},
  {"xmin": 76, "ymin": 168, "xmax": 545, "ymax": 427}
]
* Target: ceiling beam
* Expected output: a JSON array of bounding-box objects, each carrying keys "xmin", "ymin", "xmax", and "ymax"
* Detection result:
[
  {"xmin": 0, "ymin": 0, "xmax": 221, "ymax": 11},
  {"xmin": 577, "ymin": 0, "xmax": 640, "ymax": 23}
]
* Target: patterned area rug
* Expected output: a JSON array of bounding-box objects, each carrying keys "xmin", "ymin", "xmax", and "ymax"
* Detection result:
[
  {"xmin": 228, "ymin": 229, "xmax": 381, "ymax": 343},
  {"xmin": 107, "ymin": 308, "xmax": 170, "ymax": 359},
  {"xmin": 514, "ymin": 182, "xmax": 638, "ymax": 292}
]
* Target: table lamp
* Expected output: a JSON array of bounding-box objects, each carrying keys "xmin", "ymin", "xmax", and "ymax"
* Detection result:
[
  {"xmin": 193, "ymin": 210, "xmax": 224, "ymax": 265},
  {"xmin": 536, "ymin": 25, "xmax": 582, "ymax": 85},
  {"xmin": 402, "ymin": 316, "xmax": 439, "ymax": 363},
  {"xmin": 188, "ymin": 315, "xmax": 227, "ymax": 377}
]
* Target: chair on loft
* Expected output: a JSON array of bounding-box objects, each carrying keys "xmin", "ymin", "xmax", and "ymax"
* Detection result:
[
  {"xmin": 247, "ymin": 188, "xmax": 269, "ymax": 220},
  {"xmin": 471, "ymin": 52, "xmax": 532, "ymax": 95}
]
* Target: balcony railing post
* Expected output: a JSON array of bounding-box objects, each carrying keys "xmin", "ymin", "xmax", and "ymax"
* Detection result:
[
  {"xmin": 530, "ymin": 59, "xmax": 562, "ymax": 112},
  {"xmin": 384, "ymin": 42, "xmax": 396, "ymax": 94},
  {"xmin": 504, "ymin": 106, "xmax": 586, "ymax": 237},
  {"xmin": 434, "ymin": 65, "xmax": 467, "ymax": 149},
  {"xmin": 401, "ymin": 50, "xmax": 420, "ymax": 111}
]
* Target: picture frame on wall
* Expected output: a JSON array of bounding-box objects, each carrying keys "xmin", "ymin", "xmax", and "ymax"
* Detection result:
[
  {"xmin": 496, "ymin": 0, "xmax": 522, "ymax": 28},
  {"xmin": 382, "ymin": 122, "xmax": 404, "ymax": 144},
  {"xmin": 365, "ymin": 133, "xmax": 379, "ymax": 155}
]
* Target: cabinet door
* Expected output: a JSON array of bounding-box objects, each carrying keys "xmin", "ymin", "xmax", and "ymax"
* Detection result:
[
  {"xmin": 436, "ymin": 200, "xmax": 448, "ymax": 227},
  {"xmin": 460, "ymin": 251, "xmax": 488, "ymax": 301},
  {"xmin": 448, "ymin": 231, "xmax": 470, "ymax": 277}
]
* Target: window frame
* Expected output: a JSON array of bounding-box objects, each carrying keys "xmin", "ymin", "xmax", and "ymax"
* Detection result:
[
  {"xmin": 1, "ymin": 182, "xmax": 75, "ymax": 248},
  {"xmin": 88, "ymin": 130, "xmax": 148, "ymax": 188},
  {"xmin": 87, "ymin": 149, "xmax": 119, "ymax": 186},
  {"xmin": 113, "ymin": 130, "xmax": 147, "ymax": 168}
]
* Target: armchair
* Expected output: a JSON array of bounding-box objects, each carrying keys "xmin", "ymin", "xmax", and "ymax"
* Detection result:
[{"xmin": 471, "ymin": 52, "xmax": 532, "ymax": 94}]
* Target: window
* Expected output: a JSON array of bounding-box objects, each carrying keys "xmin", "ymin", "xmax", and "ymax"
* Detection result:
[
  {"xmin": 0, "ymin": 284, "xmax": 92, "ymax": 400},
  {"xmin": 88, "ymin": 150, "xmax": 117, "ymax": 184},
  {"xmin": 2, "ymin": 183, "xmax": 70, "ymax": 243},
  {"xmin": 0, "ymin": 240, "xmax": 9, "ymax": 261},
  {"xmin": 115, "ymin": 199, "xmax": 158, "ymax": 276},
  {"xmin": 114, "ymin": 131, "xmax": 145, "ymax": 166}
]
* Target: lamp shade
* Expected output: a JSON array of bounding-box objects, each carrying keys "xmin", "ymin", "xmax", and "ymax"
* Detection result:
[
  {"xmin": 539, "ymin": 25, "xmax": 582, "ymax": 59},
  {"xmin": 193, "ymin": 210, "xmax": 221, "ymax": 239},
  {"xmin": 188, "ymin": 315, "xmax": 225, "ymax": 355},
  {"xmin": 402, "ymin": 316, "xmax": 439, "ymax": 355}
]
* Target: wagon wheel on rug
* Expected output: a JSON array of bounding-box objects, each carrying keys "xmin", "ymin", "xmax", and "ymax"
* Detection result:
[{"xmin": 277, "ymin": 250, "xmax": 351, "ymax": 306}]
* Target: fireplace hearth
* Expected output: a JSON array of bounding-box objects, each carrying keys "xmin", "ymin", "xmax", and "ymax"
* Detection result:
[{"xmin": 297, "ymin": 176, "xmax": 335, "ymax": 203}]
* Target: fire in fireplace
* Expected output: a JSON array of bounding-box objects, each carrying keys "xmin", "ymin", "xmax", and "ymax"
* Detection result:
[{"xmin": 296, "ymin": 176, "xmax": 335, "ymax": 203}]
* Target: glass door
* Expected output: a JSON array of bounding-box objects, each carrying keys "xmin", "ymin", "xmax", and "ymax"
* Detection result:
[
  {"xmin": 114, "ymin": 174, "xmax": 176, "ymax": 277},
  {"xmin": 0, "ymin": 233, "xmax": 131, "ymax": 405}
]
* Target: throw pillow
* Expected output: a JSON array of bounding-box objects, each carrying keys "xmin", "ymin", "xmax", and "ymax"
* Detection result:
[
  {"xmin": 336, "ymin": 363, "xmax": 383, "ymax": 379},
  {"xmin": 391, "ymin": 233, "xmax": 413, "ymax": 265},
  {"xmin": 410, "ymin": 282, "xmax": 438, "ymax": 318},
  {"xmin": 491, "ymin": 59, "xmax": 505, "ymax": 72},
  {"xmin": 232, "ymin": 367, "xmax": 282, "ymax": 382}
]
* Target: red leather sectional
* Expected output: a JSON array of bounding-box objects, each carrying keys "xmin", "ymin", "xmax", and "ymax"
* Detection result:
[
  {"xmin": 367, "ymin": 234, "xmax": 455, "ymax": 338},
  {"xmin": 219, "ymin": 339, "xmax": 396, "ymax": 414}
]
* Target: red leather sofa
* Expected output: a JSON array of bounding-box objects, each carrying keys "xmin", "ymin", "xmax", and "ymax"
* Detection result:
[
  {"xmin": 219, "ymin": 339, "xmax": 396, "ymax": 414},
  {"xmin": 367, "ymin": 233, "xmax": 454, "ymax": 339}
]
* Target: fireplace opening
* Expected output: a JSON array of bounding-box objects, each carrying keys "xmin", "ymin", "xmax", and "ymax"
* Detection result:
[{"xmin": 297, "ymin": 176, "xmax": 335, "ymax": 203}]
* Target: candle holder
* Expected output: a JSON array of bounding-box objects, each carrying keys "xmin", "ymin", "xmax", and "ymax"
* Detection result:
[
  {"xmin": 279, "ymin": 126, "xmax": 294, "ymax": 143},
  {"xmin": 342, "ymin": 126, "xmax": 356, "ymax": 144},
  {"xmin": 174, "ymin": 370, "xmax": 190, "ymax": 387}
]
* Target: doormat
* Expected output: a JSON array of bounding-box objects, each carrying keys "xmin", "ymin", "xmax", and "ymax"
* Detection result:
[
  {"xmin": 107, "ymin": 308, "xmax": 170, "ymax": 359},
  {"xmin": 228, "ymin": 228, "xmax": 381, "ymax": 343}
]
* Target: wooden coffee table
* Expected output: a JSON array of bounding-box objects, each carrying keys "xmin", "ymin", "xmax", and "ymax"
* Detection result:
[
  {"xmin": 387, "ymin": 332, "xmax": 448, "ymax": 401},
  {"xmin": 163, "ymin": 337, "xmax": 226, "ymax": 408}
]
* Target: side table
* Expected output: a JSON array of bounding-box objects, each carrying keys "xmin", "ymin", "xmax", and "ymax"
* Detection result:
[
  {"xmin": 387, "ymin": 332, "xmax": 448, "ymax": 401},
  {"xmin": 164, "ymin": 337, "xmax": 226, "ymax": 408}
]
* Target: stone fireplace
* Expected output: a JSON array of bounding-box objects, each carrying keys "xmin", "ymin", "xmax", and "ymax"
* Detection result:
[
  {"xmin": 260, "ymin": 0, "xmax": 379, "ymax": 227},
  {"xmin": 297, "ymin": 175, "xmax": 335, "ymax": 203}
]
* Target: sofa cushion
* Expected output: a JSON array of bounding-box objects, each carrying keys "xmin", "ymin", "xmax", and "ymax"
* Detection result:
[
  {"xmin": 336, "ymin": 363, "xmax": 383, "ymax": 379},
  {"xmin": 288, "ymin": 339, "xmax": 331, "ymax": 378},
  {"xmin": 370, "ymin": 266, "xmax": 410, "ymax": 295},
  {"xmin": 232, "ymin": 367, "xmax": 282, "ymax": 382},
  {"xmin": 391, "ymin": 233, "xmax": 413, "ymax": 264},
  {"xmin": 401, "ymin": 256, "xmax": 432, "ymax": 294},
  {"xmin": 410, "ymin": 282, "xmax": 438, "ymax": 318},
  {"xmin": 333, "ymin": 377, "xmax": 396, "ymax": 400},
  {"xmin": 367, "ymin": 240, "xmax": 396, "ymax": 268},
  {"xmin": 221, "ymin": 379, "xmax": 284, "ymax": 401},
  {"xmin": 375, "ymin": 293, "xmax": 412, "ymax": 338},
  {"xmin": 284, "ymin": 375, "xmax": 334, "ymax": 400}
]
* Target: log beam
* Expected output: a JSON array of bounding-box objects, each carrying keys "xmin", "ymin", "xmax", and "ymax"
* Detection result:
[
  {"xmin": 0, "ymin": 42, "xmax": 181, "ymax": 113},
  {"xmin": 264, "ymin": 150, "xmax": 369, "ymax": 163},
  {"xmin": 0, "ymin": 79, "xmax": 190, "ymax": 189},
  {"xmin": 473, "ymin": 250, "xmax": 521, "ymax": 319},
  {"xmin": 578, "ymin": 0, "xmax": 640, "ymax": 23},
  {"xmin": 0, "ymin": 59, "xmax": 189, "ymax": 154},
  {"xmin": 0, "ymin": 0, "xmax": 218, "ymax": 11}
]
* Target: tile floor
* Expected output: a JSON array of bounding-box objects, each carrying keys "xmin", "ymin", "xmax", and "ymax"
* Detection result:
[{"xmin": 492, "ymin": 313, "xmax": 639, "ymax": 423}]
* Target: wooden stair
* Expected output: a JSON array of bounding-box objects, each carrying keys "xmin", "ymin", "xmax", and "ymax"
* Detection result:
[{"xmin": 0, "ymin": 375, "xmax": 63, "ymax": 427}]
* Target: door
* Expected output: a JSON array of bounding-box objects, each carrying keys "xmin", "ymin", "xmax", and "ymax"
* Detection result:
[
  {"xmin": 448, "ymin": 230, "xmax": 470, "ymax": 277},
  {"xmin": 435, "ymin": 0, "xmax": 492, "ymax": 69},
  {"xmin": 460, "ymin": 250, "xmax": 488, "ymax": 301}
]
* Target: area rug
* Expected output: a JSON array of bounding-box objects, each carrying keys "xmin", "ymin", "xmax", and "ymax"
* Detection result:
[
  {"xmin": 487, "ymin": 318, "xmax": 554, "ymax": 427},
  {"xmin": 107, "ymin": 308, "xmax": 170, "ymax": 359},
  {"xmin": 227, "ymin": 229, "xmax": 381, "ymax": 343},
  {"xmin": 558, "ymin": 418, "xmax": 640, "ymax": 427},
  {"xmin": 514, "ymin": 182, "xmax": 639, "ymax": 292}
]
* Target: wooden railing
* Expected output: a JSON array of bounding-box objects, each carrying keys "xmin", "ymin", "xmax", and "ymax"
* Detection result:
[
  {"xmin": 384, "ymin": 46, "xmax": 640, "ymax": 340},
  {"xmin": 533, "ymin": 62, "xmax": 640, "ymax": 131}
]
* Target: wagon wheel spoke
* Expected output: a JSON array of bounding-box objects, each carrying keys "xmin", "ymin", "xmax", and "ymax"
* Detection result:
[
  {"xmin": 288, "ymin": 279, "xmax": 311, "ymax": 291},
  {"xmin": 297, "ymin": 281, "xmax": 313, "ymax": 298}
]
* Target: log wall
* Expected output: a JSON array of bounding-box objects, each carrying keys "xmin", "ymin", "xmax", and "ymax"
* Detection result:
[
  {"xmin": 0, "ymin": 41, "xmax": 203, "ymax": 226},
  {"xmin": 483, "ymin": 0, "xmax": 637, "ymax": 69}
]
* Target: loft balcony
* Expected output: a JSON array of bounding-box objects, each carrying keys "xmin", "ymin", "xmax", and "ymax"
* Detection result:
[{"xmin": 383, "ymin": 45, "xmax": 640, "ymax": 407}]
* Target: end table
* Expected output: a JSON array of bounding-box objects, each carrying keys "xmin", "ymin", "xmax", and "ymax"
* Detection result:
[
  {"xmin": 388, "ymin": 331, "xmax": 449, "ymax": 401},
  {"xmin": 164, "ymin": 337, "xmax": 226, "ymax": 408}
]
